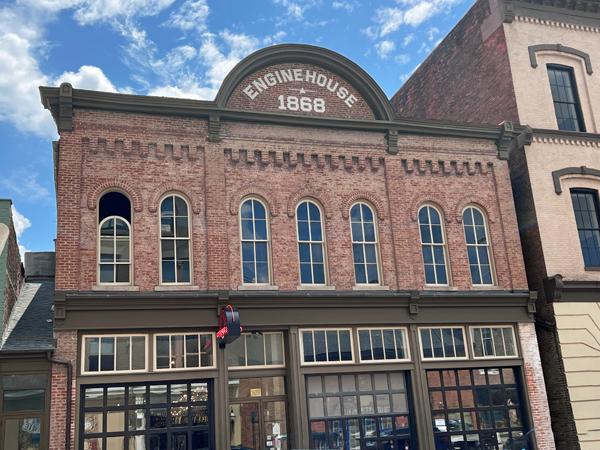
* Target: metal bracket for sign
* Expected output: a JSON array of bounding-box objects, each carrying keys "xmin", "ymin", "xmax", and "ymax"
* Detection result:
[{"xmin": 217, "ymin": 305, "xmax": 242, "ymax": 348}]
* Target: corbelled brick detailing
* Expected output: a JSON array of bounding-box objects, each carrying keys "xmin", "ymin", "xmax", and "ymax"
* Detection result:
[
  {"xmin": 409, "ymin": 195, "xmax": 453, "ymax": 223},
  {"xmin": 516, "ymin": 15, "xmax": 600, "ymax": 32},
  {"xmin": 518, "ymin": 322, "xmax": 556, "ymax": 450},
  {"xmin": 534, "ymin": 136, "xmax": 600, "ymax": 146},
  {"xmin": 341, "ymin": 192, "xmax": 386, "ymax": 220},
  {"xmin": 86, "ymin": 178, "xmax": 144, "ymax": 212},
  {"xmin": 286, "ymin": 184, "xmax": 334, "ymax": 219},
  {"xmin": 148, "ymin": 182, "xmax": 202, "ymax": 214},
  {"xmin": 229, "ymin": 184, "xmax": 280, "ymax": 217},
  {"xmin": 83, "ymin": 136, "xmax": 203, "ymax": 160},
  {"xmin": 454, "ymin": 195, "xmax": 498, "ymax": 223},
  {"xmin": 402, "ymin": 159, "xmax": 491, "ymax": 176}
]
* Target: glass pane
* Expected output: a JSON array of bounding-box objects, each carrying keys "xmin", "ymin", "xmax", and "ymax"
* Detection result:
[
  {"xmin": 3, "ymin": 389, "xmax": 45, "ymax": 412},
  {"xmin": 161, "ymin": 217, "xmax": 174, "ymax": 238},
  {"xmin": 314, "ymin": 331, "xmax": 327, "ymax": 362},
  {"xmin": 247, "ymin": 334, "xmax": 265, "ymax": 366},
  {"xmin": 171, "ymin": 384, "xmax": 187, "ymax": 403},
  {"xmin": 307, "ymin": 376, "xmax": 323, "ymax": 394},
  {"xmin": 171, "ymin": 406, "xmax": 188, "ymax": 427},
  {"xmin": 360, "ymin": 395, "xmax": 374, "ymax": 415},
  {"xmin": 107, "ymin": 410, "xmax": 125, "ymax": 432},
  {"xmin": 390, "ymin": 373, "xmax": 405, "ymax": 390},
  {"xmin": 430, "ymin": 391, "xmax": 444, "ymax": 409},
  {"xmin": 376, "ymin": 394, "xmax": 391, "ymax": 413},
  {"xmin": 374, "ymin": 373, "xmax": 388, "ymax": 391},
  {"xmin": 445, "ymin": 390, "xmax": 459, "ymax": 409},
  {"xmin": 342, "ymin": 375, "xmax": 356, "ymax": 392},
  {"xmin": 265, "ymin": 333, "xmax": 284, "ymax": 365},
  {"xmin": 302, "ymin": 332, "xmax": 314, "ymax": 363},
  {"xmin": 131, "ymin": 337, "xmax": 145, "ymax": 370},
  {"xmin": 309, "ymin": 398, "xmax": 324, "ymax": 418},
  {"xmin": 170, "ymin": 335, "xmax": 185, "ymax": 369},
  {"xmin": 149, "ymin": 408, "xmax": 167, "ymax": 428},
  {"xmin": 175, "ymin": 196, "xmax": 187, "ymax": 216},
  {"xmin": 327, "ymin": 397, "xmax": 341, "ymax": 416},
  {"xmin": 85, "ymin": 388, "xmax": 104, "ymax": 408},
  {"xmin": 358, "ymin": 374, "xmax": 372, "ymax": 391},
  {"xmin": 116, "ymin": 337, "xmax": 130, "ymax": 371},
  {"xmin": 85, "ymin": 413, "xmax": 103, "ymax": 433},
  {"xmin": 359, "ymin": 329, "xmax": 372, "ymax": 361},
  {"xmin": 107, "ymin": 387, "xmax": 125, "ymax": 407},
  {"xmin": 191, "ymin": 405, "xmax": 208, "ymax": 426},
  {"xmin": 150, "ymin": 385, "xmax": 167, "ymax": 404},
  {"xmin": 161, "ymin": 197, "xmax": 174, "ymax": 216},
  {"xmin": 392, "ymin": 393, "xmax": 407, "ymax": 413},
  {"xmin": 325, "ymin": 376, "xmax": 339, "ymax": 393},
  {"xmin": 339, "ymin": 330, "xmax": 352, "ymax": 361},
  {"xmin": 371, "ymin": 329, "xmax": 384, "ymax": 360},
  {"xmin": 129, "ymin": 386, "xmax": 146, "ymax": 406},
  {"xmin": 327, "ymin": 330, "xmax": 340, "ymax": 361},
  {"xmin": 343, "ymin": 396, "xmax": 358, "ymax": 415}
]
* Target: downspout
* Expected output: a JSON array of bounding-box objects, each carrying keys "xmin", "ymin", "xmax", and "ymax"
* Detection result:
[{"xmin": 47, "ymin": 350, "xmax": 73, "ymax": 450}]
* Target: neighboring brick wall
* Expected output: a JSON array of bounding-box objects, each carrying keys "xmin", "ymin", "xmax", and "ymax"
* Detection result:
[
  {"xmin": 0, "ymin": 200, "xmax": 23, "ymax": 335},
  {"xmin": 49, "ymin": 329, "xmax": 77, "ymax": 450},
  {"xmin": 390, "ymin": 0, "xmax": 520, "ymax": 126}
]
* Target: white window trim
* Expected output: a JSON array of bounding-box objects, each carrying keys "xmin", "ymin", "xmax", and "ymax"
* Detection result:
[
  {"xmin": 417, "ymin": 326, "xmax": 469, "ymax": 361},
  {"xmin": 356, "ymin": 327, "xmax": 411, "ymax": 363},
  {"xmin": 81, "ymin": 334, "xmax": 148, "ymax": 375},
  {"xmin": 228, "ymin": 332, "xmax": 286, "ymax": 370},
  {"xmin": 239, "ymin": 197, "xmax": 273, "ymax": 286},
  {"xmin": 153, "ymin": 332, "xmax": 216, "ymax": 372},
  {"xmin": 469, "ymin": 325, "xmax": 519, "ymax": 359},
  {"xmin": 462, "ymin": 205, "xmax": 496, "ymax": 286},
  {"xmin": 97, "ymin": 215, "xmax": 133, "ymax": 286},
  {"xmin": 296, "ymin": 199, "xmax": 330, "ymax": 286},
  {"xmin": 349, "ymin": 201, "xmax": 384, "ymax": 286},
  {"xmin": 158, "ymin": 193, "xmax": 193, "ymax": 286},
  {"xmin": 299, "ymin": 328, "xmax": 355, "ymax": 366},
  {"xmin": 418, "ymin": 204, "xmax": 451, "ymax": 287}
]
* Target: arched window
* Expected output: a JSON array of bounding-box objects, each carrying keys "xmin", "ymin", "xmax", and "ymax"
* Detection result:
[
  {"xmin": 240, "ymin": 198, "xmax": 270, "ymax": 284},
  {"xmin": 296, "ymin": 200, "xmax": 326, "ymax": 284},
  {"xmin": 350, "ymin": 202, "xmax": 380, "ymax": 285},
  {"xmin": 98, "ymin": 192, "xmax": 131, "ymax": 284},
  {"xmin": 160, "ymin": 194, "xmax": 191, "ymax": 284},
  {"xmin": 462, "ymin": 207, "xmax": 493, "ymax": 285},
  {"xmin": 418, "ymin": 205, "xmax": 448, "ymax": 285}
]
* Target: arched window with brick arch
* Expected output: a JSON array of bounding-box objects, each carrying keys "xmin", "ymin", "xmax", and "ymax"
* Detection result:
[
  {"xmin": 350, "ymin": 202, "xmax": 381, "ymax": 285},
  {"xmin": 240, "ymin": 197, "xmax": 271, "ymax": 285},
  {"xmin": 159, "ymin": 193, "xmax": 192, "ymax": 284},
  {"xmin": 418, "ymin": 204, "xmax": 449, "ymax": 285},
  {"xmin": 98, "ymin": 191, "xmax": 132, "ymax": 284},
  {"xmin": 296, "ymin": 199, "xmax": 327, "ymax": 285},
  {"xmin": 462, "ymin": 206, "xmax": 494, "ymax": 285}
]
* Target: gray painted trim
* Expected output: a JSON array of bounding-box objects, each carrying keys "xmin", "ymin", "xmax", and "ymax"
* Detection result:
[
  {"xmin": 528, "ymin": 44, "xmax": 593, "ymax": 75},
  {"xmin": 513, "ymin": 1, "xmax": 600, "ymax": 28},
  {"xmin": 551, "ymin": 166, "xmax": 600, "ymax": 194},
  {"xmin": 543, "ymin": 274, "xmax": 600, "ymax": 302}
]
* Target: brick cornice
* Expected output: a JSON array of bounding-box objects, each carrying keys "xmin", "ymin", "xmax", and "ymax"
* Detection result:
[{"xmin": 87, "ymin": 179, "xmax": 143, "ymax": 212}]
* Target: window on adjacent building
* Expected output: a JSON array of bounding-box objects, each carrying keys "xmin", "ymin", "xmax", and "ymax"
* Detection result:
[
  {"xmin": 83, "ymin": 335, "xmax": 147, "ymax": 374},
  {"xmin": 240, "ymin": 198, "xmax": 271, "ymax": 284},
  {"xmin": 350, "ymin": 203, "xmax": 380, "ymax": 285},
  {"xmin": 98, "ymin": 192, "xmax": 132, "ymax": 284},
  {"xmin": 571, "ymin": 189, "xmax": 600, "ymax": 267},
  {"xmin": 462, "ymin": 207, "xmax": 493, "ymax": 285},
  {"xmin": 227, "ymin": 332, "xmax": 285, "ymax": 368},
  {"xmin": 155, "ymin": 333, "xmax": 215, "ymax": 370},
  {"xmin": 301, "ymin": 329, "xmax": 354, "ymax": 364},
  {"xmin": 357, "ymin": 328, "xmax": 410, "ymax": 362},
  {"xmin": 160, "ymin": 194, "xmax": 191, "ymax": 284},
  {"xmin": 297, "ymin": 200, "xmax": 326, "ymax": 284},
  {"xmin": 419, "ymin": 327, "xmax": 466, "ymax": 359},
  {"xmin": 548, "ymin": 65, "xmax": 585, "ymax": 132},
  {"xmin": 471, "ymin": 327, "xmax": 517, "ymax": 358},
  {"xmin": 418, "ymin": 205, "xmax": 449, "ymax": 285}
]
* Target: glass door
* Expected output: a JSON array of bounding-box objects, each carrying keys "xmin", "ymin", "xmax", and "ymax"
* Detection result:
[{"xmin": 3, "ymin": 417, "xmax": 43, "ymax": 450}]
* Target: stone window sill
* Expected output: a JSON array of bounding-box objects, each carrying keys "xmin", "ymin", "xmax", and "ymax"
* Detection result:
[
  {"xmin": 584, "ymin": 266, "xmax": 600, "ymax": 271},
  {"xmin": 154, "ymin": 285, "xmax": 199, "ymax": 291},
  {"xmin": 469, "ymin": 285, "xmax": 504, "ymax": 291},
  {"xmin": 352, "ymin": 285, "xmax": 390, "ymax": 291},
  {"xmin": 92, "ymin": 285, "xmax": 140, "ymax": 292},
  {"xmin": 297, "ymin": 285, "xmax": 336, "ymax": 291},
  {"xmin": 422, "ymin": 285, "xmax": 459, "ymax": 291},
  {"xmin": 237, "ymin": 285, "xmax": 279, "ymax": 291}
]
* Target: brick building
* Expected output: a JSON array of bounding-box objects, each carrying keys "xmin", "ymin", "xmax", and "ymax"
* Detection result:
[
  {"xmin": 39, "ymin": 44, "xmax": 552, "ymax": 450},
  {"xmin": 392, "ymin": 1, "xmax": 600, "ymax": 449}
]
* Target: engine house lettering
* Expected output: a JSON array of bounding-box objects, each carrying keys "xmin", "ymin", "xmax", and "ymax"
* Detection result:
[{"xmin": 242, "ymin": 68, "xmax": 359, "ymax": 108}]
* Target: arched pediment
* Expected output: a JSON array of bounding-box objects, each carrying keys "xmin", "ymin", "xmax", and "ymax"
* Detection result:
[{"xmin": 215, "ymin": 44, "xmax": 395, "ymax": 121}]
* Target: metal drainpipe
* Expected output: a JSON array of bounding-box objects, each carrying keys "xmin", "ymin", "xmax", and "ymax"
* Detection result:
[{"xmin": 47, "ymin": 351, "xmax": 73, "ymax": 450}]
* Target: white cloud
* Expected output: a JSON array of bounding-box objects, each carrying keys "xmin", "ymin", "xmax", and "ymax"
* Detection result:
[
  {"xmin": 273, "ymin": 0, "xmax": 319, "ymax": 24},
  {"xmin": 374, "ymin": 0, "xmax": 463, "ymax": 36},
  {"xmin": 361, "ymin": 27, "xmax": 378, "ymax": 40},
  {"xmin": 11, "ymin": 206, "xmax": 31, "ymax": 239},
  {"xmin": 161, "ymin": 0, "xmax": 209, "ymax": 33},
  {"xmin": 0, "ymin": 171, "xmax": 51, "ymax": 203},
  {"xmin": 332, "ymin": 1, "xmax": 355, "ymax": 12},
  {"xmin": 73, "ymin": 0, "xmax": 176, "ymax": 25},
  {"xmin": 375, "ymin": 40, "xmax": 395, "ymax": 59},
  {"xmin": 263, "ymin": 30, "xmax": 287, "ymax": 45},
  {"xmin": 403, "ymin": 33, "xmax": 414, "ymax": 46},
  {"xmin": 54, "ymin": 65, "xmax": 118, "ymax": 92},
  {"xmin": 395, "ymin": 54, "xmax": 411, "ymax": 64},
  {"xmin": 375, "ymin": 8, "xmax": 405, "ymax": 36},
  {"xmin": 428, "ymin": 26, "xmax": 439, "ymax": 41}
]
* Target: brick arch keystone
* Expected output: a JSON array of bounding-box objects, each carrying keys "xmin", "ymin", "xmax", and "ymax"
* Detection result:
[
  {"xmin": 87, "ymin": 179, "xmax": 143, "ymax": 212},
  {"xmin": 454, "ymin": 196, "xmax": 496, "ymax": 223},
  {"xmin": 230, "ymin": 184, "xmax": 279, "ymax": 217},
  {"xmin": 287, "ymin": 185, "xmax": 333, "ymax": 219},
  {"xmin": 409, "ymin": 194, "xmax": 452, "ymax": 223},
  {"xmin": 341, "ymin": 192, "xmax": 385, "ymax": 220},
  {"xmin": 148, "ymin": 183, "xmax": 201, "ymax": 214}
]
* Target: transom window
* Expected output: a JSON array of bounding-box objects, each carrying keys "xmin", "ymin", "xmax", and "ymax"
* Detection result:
[
  {"xmin": 571, "ymin": 189, "xmax": 600, "ymax": 267},
  {"xmin": 350, "ymin": 203, "xmax": 380, "ymax": 285},
  {"xmin": 297, "ymin": 200, "xmax": 326, "ymax": 284},
  {"xmin": 470, "ymin": 327, "xmax": 517, "ymax": 359},
  {"xmin": 83, "ymin": 335, "xmax": 147, "ymax": 374},
  {"xmin": 98, "ymin": 192, "xmax": 132, "ymax": 284},
  {"xmin": 155, "ymin": 333, "xmax": 215, "ymax": 371},
  {"xmin": 240, "ymin": 198, "xmax": 270, "ymax": 284},
  {"xmin": 419, "ymin": 328, "xmax": 466, "ymax": 360},
  {"xmin": 418, "ymin": 205, "xmax": 448, "ymax": 285},
  {"xmin": 462, "ymin": 207, "xmax": 493, "ymax": 285},
  {"xmin": 227, "ymin": 332, "xmax": 285, "ymax": 368},
  {"xmin": 548, "ymin": 65, "xmax": 585, "ymax": 132},
  {"xmin": 357, "ymin": 328, "xmax": 410, "ymax": 363},
  {"xmin": 301, "ymin": 329, "xmax": 354, "ymax": 365},
  {"xmin": 160, "ymin": 194, "xmax": 191, "ymax": 284}
]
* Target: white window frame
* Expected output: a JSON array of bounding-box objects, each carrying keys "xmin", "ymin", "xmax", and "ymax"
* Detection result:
[
  {"xmin": 356, "ymin": 327, "xmax": 411, "ymax": 363},
  {"xmin": 239, "ymin": 197, "xmax": 272, "ymax": 285},
  {"xmin": 228, "ymin": 332, "xmax": 286, "ymax": 370},
  {"xmin": 418, "ymin": 326, "xmax": 469, "ymax": 361},
  {"xmin": 349, "ymin": 202, "xmax": 383, "ymax": 286},
  {"xmin": 153, "ymin": 332, "xmax": 216, "ymax": 371},
  {"xmin": 81, "ymin": 334, "xmax": 148, "ymax": 375},
  {"xmin": 159, "ymin": 193, "xmax": 193, "ymax": 285},
  {"xmin": 296, "ymin": 199, "xmax": 328, "ymax": 286},
  {"xmin": 299, "ymin": 328, "xmax": 355, "ymax": 366},
  {"xmin": 469, "ymin": 325, "xmax": 518, "ymax": 359},
  {"xmin": 97, "ymin": 215, "xmax": 132, "ymax": 285},
  {"xmin": 462, "ymin": 206, "xmax": 495, "ymax": 286},
  {"xmin": 418, "ymin": 204, "xmax": 450, "ymax": 286}
]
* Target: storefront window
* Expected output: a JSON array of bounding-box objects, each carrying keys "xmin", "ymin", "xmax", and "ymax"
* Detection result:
[
  {"xmin": 427, "ymin": 368, "xmax": 528, "ymax": 450},
  {"xmin": 300, "ymin": 329, "xmax": 354, "ymax": 364},
  {"xmin": 80, "ymin": 380, "xmax": 212, "ymax": 450},
  {"xmin": 227, "ymin": 332, "xmax": 285, "ymax": 368},
  {"xmin": 307, "ymin": 373, "xmax": 414, "ymax": 450}
]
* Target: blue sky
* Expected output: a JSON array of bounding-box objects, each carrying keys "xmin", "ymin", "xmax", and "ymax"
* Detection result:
[{"xmin": 0, "ymin": 0, "xmax": 472, "ymax": 257}]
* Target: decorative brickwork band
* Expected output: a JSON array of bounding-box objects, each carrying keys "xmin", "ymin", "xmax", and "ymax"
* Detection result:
[
  {"xmin": 341, "ymin": 192, "xmax": 385, "ymax": 220},
  {"xmin": 454, "ymin": 196, "xmax": 496, "ymax": 223},
  {"xmin": 528, "ymin": 44, "xmax": 593, "ymax": 75},
  {"xmin": 229, "ymin": 184, "xmax": 279, "ymax": 216},
  {"xmin": 286, "ymin": 185, "xmax": 333, "ymax": 219},
  {"xmin": 409, "ymin": 195, "xmax": 452, "ymax": 223},
  {"xmin": 87, "ymin": 179, "xmax": 143, "ymax": 212},
  {"xmin": 551, "ymin": 166, "xmax": 600, "ymax": 194},
  {"xmin": 148, "ymin": 183, "xmax": 202, "ymax": 214}
]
